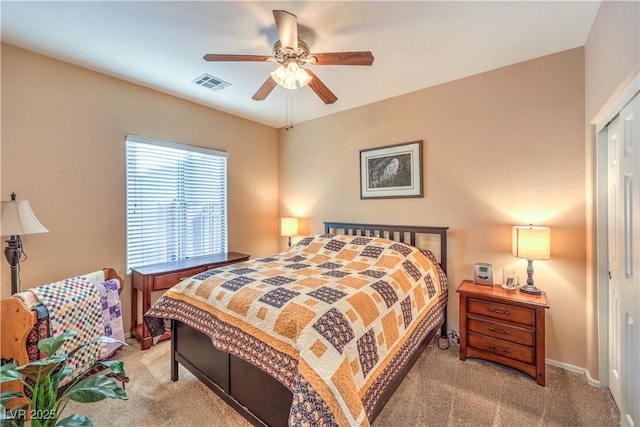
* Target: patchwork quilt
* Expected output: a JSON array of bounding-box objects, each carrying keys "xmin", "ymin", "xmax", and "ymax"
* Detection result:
[
  {"xmin": 30, "ymin": 277, "xmax": 107, "ymax": 385},
  {"xmin": 16, "ymin": 274, "xmax": 125, "ymax": 364},
  {"xmin": 144, "ymin": 234, "xmax": 448, "ymax": 426}
]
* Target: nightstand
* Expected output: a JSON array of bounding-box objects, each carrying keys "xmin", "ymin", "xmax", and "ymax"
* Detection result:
[
  {"xmin": 131, "ymin": 252, "xmax": 250, "ymax": 350},
  {"xmin": 457, "ymin": 280, "xmax": 550, "ymax": 385}
]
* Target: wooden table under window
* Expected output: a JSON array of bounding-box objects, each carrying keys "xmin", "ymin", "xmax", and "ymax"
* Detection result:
[{"xmin": 130, "ymin": 252, "xmax": 250, "ymax": 350}]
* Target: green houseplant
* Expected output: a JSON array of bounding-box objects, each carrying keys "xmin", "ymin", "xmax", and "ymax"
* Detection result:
[{"xmin": 0, "ymin": 331, "xmax": 128, "ymax": 427}]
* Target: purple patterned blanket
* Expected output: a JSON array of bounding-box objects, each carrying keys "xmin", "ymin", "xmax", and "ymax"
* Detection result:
[{"xmin": 95, "ymin": 278, "xmax": 125, "ymax": 359}]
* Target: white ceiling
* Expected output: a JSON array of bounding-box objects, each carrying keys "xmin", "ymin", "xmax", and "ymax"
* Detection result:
[{"xmin": 1, "ymin": 1, "xmax": 600, "ymax": 129}]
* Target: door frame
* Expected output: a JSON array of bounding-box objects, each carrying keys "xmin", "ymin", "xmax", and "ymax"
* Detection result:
[{"xmin": 594, "ymin": 73, "xmax": 639, "ymax": 389}]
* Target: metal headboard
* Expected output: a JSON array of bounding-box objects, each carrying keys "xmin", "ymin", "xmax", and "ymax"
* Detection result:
[{"xmin": 323, "ymin": 222, "xmax": 449, "ymax": 274}]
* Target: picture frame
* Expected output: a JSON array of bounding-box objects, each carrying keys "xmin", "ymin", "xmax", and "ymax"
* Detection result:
[
  {"xmin": 502, "ymin": 271, "xmax": 519, "ymax": 290},
  {"xmin": 360, "ymin": 140, "xmax": 423, "ymax": 199}
]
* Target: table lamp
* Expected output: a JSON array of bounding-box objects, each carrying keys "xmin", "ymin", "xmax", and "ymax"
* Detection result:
[
  {"xmin": 1, "ymin": 193, "xmax": 49, "ymax": 294},
  {"xmin": 512, "ymin": 225, "xmax": 550, "ymax": 294},
  {"xmin": 281, "ymin": 217, "xmax": 298, "ymax": 247}
]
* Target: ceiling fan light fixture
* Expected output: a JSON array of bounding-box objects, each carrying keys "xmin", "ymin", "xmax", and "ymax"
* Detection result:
[
  {"xmin": 270, "ymin": 65, "xmax": 287, "ymax": 86},
  {"xmin": 295, "ymin": 66, "xmax": 313, "ymax": 88},
  {"xmin": 282, "ymin": 74, "xmax": 298, "ymax": 90},
  {"xmin": 270, "ymin": 62, "xmax": 313, "ymax": 90}
]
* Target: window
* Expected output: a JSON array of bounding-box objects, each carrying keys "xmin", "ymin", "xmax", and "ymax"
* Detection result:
[{"xmin": 126, "ymin": 135, "xmax": 228, "ymax": 270}]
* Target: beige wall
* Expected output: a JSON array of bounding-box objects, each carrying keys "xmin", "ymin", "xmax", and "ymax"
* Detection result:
[
  {"xmin": 0, "ymin": 44, "xmax": 280, "ymax": 332},
  {"xmin": 279, "ymin": 48, "xmax": 586, "ymax": 367},
  {"xmin": 585, "ymin": 1, "xmax": 640, "ymax": 122},
  {"xmin": 584, "ymin": 1, "xmax": 640, "ymax": 380}
]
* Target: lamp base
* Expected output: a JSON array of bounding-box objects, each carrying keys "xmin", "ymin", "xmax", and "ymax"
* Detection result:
[
  {"xmin": 4, "ymin": 235, "xmax": 23, "ymax": 295},
  {"xmin": 519, "ymin": 284, "xmax": 542, "ymax": 294}
]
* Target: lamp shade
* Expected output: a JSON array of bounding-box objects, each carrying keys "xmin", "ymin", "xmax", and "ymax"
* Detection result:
[
  {"xmin": 280, "ymin": 217, "xmax": 299, "ymax": 237},
  {"xmin": 512, "ymin": 225, "xmax": 550, "ymax": 260},
  {"xmin": 1, "ymin": 200, "xmax": 49, "ymax": 236}
]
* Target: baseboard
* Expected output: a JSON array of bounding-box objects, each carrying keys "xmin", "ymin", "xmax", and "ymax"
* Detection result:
[{"xmin": 546, "ymin": 358, "xmax": 601, "ymax": 387}]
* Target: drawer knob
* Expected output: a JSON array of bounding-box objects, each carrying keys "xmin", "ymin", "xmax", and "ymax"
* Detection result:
[
  {"xmin": 488, "ymin": 307, "xmax": 509, "ymax": 315},
  {"xmin": 487, "ymin": 344, "xmax": 510, "ymax": 353},
  {"xmin": 487, "ymin": 327, "xmax": 510, "ymax": 335}
]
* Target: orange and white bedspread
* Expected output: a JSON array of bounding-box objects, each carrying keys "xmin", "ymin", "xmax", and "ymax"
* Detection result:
[{"xmin": 145, "ymin": 234, "xmax": 448, "ymax": 426}]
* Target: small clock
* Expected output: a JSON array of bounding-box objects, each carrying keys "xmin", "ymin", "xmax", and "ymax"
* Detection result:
[{"xmin": 473, "ymin": 262, "xmax": 493, "ymax": 286}]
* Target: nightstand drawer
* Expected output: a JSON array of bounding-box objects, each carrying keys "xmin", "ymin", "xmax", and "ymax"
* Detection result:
[
  {"xmin": 468, "ymin": 298, "xmax": 534, "ymax": 326},
  {"xmin": 468, "ymin": 332, "xmax": 534, "ymax": 364},
  {"xmin": 467, "ymin": 315, "xmax": 534, "ymax": 346},
  {"xmin": 153, "ymin": 266, "xmax": 206, "ymax": 291}
]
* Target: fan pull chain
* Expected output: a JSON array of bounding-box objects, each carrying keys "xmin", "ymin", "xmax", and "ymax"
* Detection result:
[{"xmin": 285, "ymin": 90, "xmax": 294, "ymax": 130}]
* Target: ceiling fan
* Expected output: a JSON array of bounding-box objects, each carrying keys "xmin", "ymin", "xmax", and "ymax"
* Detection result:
[{"xmin": 203, "ymin": 10, "xmax": 374, "ymax": 104}]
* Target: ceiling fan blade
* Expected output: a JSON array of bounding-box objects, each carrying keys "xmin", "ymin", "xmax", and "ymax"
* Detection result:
[
  {"xmin": 204, "ymin": 54, "xmax": 273, "ymax": 62},
  {"xmin": 308, "ymin": 52, "xmax": 374, "ymax": 66},
  {"xmin": 273, "ymin": 10, "xmax": 298, "ymax": 51},
  {"xmin": 252, "ymin": 76, "xmax": 278, "ymax": 101},
  {"xmin": 306, "ymin": 70, "xmax": 337, "ymax": 104}
]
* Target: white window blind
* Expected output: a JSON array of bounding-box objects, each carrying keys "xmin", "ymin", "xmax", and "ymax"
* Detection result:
[{"xmin": 126, "ymin": 135, "xmax": 228, "ymax": 270}]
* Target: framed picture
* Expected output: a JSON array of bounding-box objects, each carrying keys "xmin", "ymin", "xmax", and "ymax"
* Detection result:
[{"xmin": 360, "ymin": 140, "xmax": 423, "ymax": 199}]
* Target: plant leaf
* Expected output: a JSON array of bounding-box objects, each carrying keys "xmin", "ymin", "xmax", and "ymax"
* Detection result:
[
  {"xmin": 53, "ymin": 367, "xmax": 74, "ymax": 387},
  {"xmin": 64, "ymin": 375, "xmax": 128, "ymax": 403},
  {"xmin": 94, "ymin": 336, "xmax": 127, "ymax": 347},
  {"xmin": 1, "ymin": 390, "xmax": 25, "ymax": 406},
  {"xmin": 0, "ymin": 363, "xmax": 22, "ymax": 383},
  {"xmin": 17, "ymin": 356, "xmax": 66, "ymax": 383},
  {"xmin": 96, "ymin": 360, "xmax": 125, "ymax": 376},
  {"xmin": 55, "ymin": 413, "xmax": 93, "ymax": 426},
  {"xmin": 38, "ymin": 332, "xmax": 77, "ymax": 358}
]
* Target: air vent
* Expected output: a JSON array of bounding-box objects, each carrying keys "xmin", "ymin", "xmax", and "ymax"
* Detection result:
[{"xmin": 192, "ymin": 74, "xmax": 231, "ymax": 91}]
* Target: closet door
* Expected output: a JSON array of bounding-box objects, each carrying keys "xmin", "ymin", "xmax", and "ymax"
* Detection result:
[{"xmin": 607, "ymin": 92, "xmax": 639, "ymax": 426}]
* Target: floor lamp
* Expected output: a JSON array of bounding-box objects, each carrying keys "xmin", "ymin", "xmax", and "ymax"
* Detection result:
[{"xmin": 1, "ymin": 193, "xmax": 49, "ymax": 295}]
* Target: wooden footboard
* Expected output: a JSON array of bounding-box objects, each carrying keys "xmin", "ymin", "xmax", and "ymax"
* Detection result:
[
  {"xmin": 172, "ymin": 321, "xmax": 292, "ymax": 426},
  {"xmin": 172, "ymin": 316, "xmax": 444, "ymax": 426}
]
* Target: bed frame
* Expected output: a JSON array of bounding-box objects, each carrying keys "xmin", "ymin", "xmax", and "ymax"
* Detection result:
[{"xmin": 170, "ymin": 223, "xmax": 449, "ymax": 426}]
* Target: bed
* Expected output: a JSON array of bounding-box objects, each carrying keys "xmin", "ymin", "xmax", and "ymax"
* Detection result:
[{"xmin": 144, "ymin": 222, "xmax": 449, "ymax": 426}]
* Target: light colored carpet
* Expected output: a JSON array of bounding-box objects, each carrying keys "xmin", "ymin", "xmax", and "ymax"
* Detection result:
[{"xmin": 62, "ymin": 338, "xmax": 619, "ymax": 426}]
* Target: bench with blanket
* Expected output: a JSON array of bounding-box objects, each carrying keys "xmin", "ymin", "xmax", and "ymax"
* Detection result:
[{"xmin": 1, "ymin": 268, "xmax": 127, "ymax": 401}]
